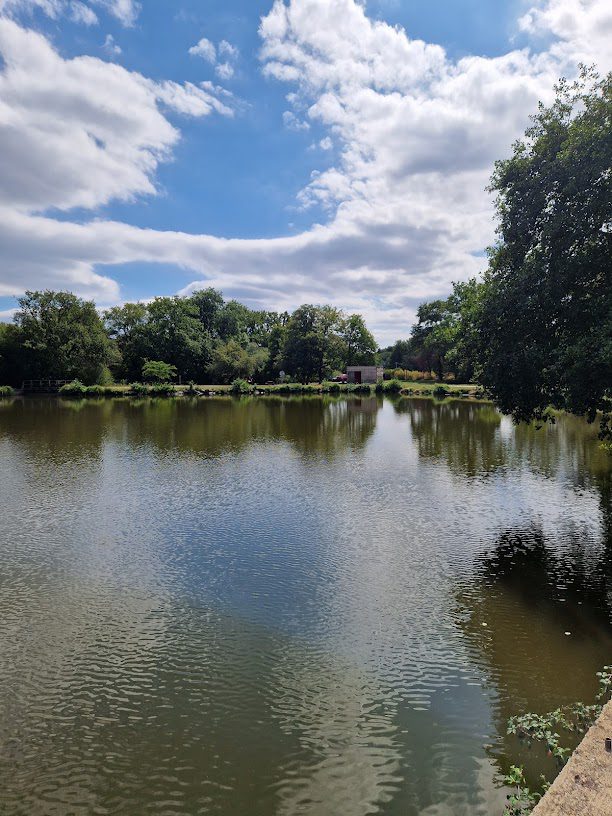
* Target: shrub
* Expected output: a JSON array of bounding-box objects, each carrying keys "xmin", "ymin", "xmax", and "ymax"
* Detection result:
[
  {"xmin": 352, "ymin": 384, "xmax": 372, "ymax": 394},
  {"xmin": 433, "ymin": 385, "xmax": 448, "ymax": 399},
  {"xmin": 86, "ymin": 384, "xmax": 108, "ymax": 396},
  {"xmin": 59, "ymin": 379, "xmax": 87, "ymax": 396},
  {"xmin": 142, "ymin": 360, "xmax": 177, "ymax": 383},
  {"xmin": 148, "ymin": 382, "xmax": 175, "ymax": 396},
  {"xmin": 230, "ymin": 378, "xmax": 251, "ymax": 394},
  {"xmin": 383, "ymin": 379, "xmax": 403, "ymax": 394},
  {"xmin": 0, "ymin": 385, "xmax": 14, "ymax": 397},
  {"xmin": 129, "ymin": 382, "xmax": 149, "ymax": 396}
]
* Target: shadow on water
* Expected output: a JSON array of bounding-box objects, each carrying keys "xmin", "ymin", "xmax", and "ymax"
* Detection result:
[{"xmin": 457, "ymin": 524, "xmax": 612, "ymax": 789}]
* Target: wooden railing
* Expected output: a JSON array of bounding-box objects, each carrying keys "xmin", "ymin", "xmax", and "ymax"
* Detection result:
[{"xmin": 21, "ymin": 379, "xmax": 72, "ymax": 393}]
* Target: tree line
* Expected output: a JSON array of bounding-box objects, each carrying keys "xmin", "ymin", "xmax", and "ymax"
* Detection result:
[
  {"xmin": 0, "ymin": 71, "xmax": 609, "ymax": 435},
  {"xmin": 0, "ymin": 290, "xmax": 378, "ymax": 386}
]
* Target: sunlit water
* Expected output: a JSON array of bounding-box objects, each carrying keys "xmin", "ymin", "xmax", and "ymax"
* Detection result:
[{"xmin": 0, "ymin": 395, "xmax": 610, "ymax": 816}]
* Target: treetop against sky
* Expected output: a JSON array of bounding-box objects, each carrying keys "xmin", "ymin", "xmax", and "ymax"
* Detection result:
[{"xmin": 0, "ymin": 0, "xmax": 610, "ymax": 345}]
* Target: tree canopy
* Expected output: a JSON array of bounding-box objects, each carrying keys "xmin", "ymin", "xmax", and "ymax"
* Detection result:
[
  {"xmin": 476, "ymin": 69, "xmax": 611, "ymax": 436},
  {"xmin": 0, "ymin": 289, "xmax": 380, "ymax": 386}
]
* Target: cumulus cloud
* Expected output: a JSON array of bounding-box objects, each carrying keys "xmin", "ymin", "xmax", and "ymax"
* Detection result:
[
  {"xmin": 189, "ymin": 34, "xmax": 240, "ymax": 80},
  {"xmin": 0, "ymin": 0, "xmax": 610, "ymax": 343},
  {"xmin": 189, "ymin": 36, "xmax": 216, "ymax": 63},
  {"xmin": 102, "ymin": 32, "xmax": 120, "ymax": 55},
  {"xmin": 0, "ymin": 18, "xmax": 233, "ymax": 214}
]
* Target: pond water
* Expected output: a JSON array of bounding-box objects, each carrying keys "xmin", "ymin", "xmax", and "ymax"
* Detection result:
[{"xmin": 0, "ymin": 395, "xmax": 610, "ymax": 816}]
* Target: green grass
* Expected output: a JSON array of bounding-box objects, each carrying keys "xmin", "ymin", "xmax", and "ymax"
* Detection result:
[{"xmin": 49, "ymin": 380, "xmax": 484, "ymax": 400}]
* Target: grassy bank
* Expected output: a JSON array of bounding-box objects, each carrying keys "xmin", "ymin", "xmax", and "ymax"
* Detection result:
[{"xmin": 41, "ymin": 378, "xmax": 484, "ymax": 399}]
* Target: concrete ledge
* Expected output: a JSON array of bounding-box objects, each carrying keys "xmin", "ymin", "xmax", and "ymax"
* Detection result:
[{"xmin": 532, "ymin": 700, "xmax": 612, "ymax": 816}]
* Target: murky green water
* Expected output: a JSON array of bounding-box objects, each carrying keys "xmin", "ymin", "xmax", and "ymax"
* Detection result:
[{"xmin": 0, "ymin": 395, "xmax": 610, "ymax": 815}]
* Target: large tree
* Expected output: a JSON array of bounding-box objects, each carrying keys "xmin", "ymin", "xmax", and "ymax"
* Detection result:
[
  {"xmin": 477, "ymin": 69, "xmax": 612, "ymax": 436},
  {"xmin": 340, "ymin": 314, "xmax": 378, "ymax": 366},
  {"xmin": 282, "ymin": 305, "xmax": 344, "ymax": 382},
  {"xmin": 14, "ymin": 290, "xmax": 114, "ymax": 384}
]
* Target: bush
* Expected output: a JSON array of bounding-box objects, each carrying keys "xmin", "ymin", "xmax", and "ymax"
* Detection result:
[
  {"xmin": 142, "ymin": 360, "xmax": 177, "ymax": 383},
  {"xmin": 433, "ymin": 385, "xmax": 448, "ymax": 399},
  {"xmin": 129, "ymin": 382, "xmax": 149, "ymax": 396},
  {"xmin": 148, "ymin": 383, "xmax": 175, "ymax": 397},
  {"xmin": 383, "ymin": 379, "xmax": 403, "ymax": 394},
  {"xmin": 59, "ymin": 379, "xmax": 88, "ymax": 396},
  {"xmin": 85, "ymin": 384, "xmax": 109, "ymax": 396},
  {"xmin": 0, "ymin": 385, "xmax": 14, "ymax": 397},
  {"xmin": 229, "ymin": 378, "xmax": 251, "ymax": 394}
]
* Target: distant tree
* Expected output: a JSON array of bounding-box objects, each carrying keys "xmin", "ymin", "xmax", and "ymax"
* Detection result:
[
  {"xmin": 104, "ymin": 302, "xmax": 149, "ymax": 381},
  {"xmin": 477, "ymin": 69, "xmax": 612, "ymax": 436},
  {"xmin": 208, "ymin": 339, "xmax": 269, "ymax": 383},
  {"xmin": 144, "ymin": 296, "xmax": 211, "ymax": 381},
  {"xmin": 217, "ymin": 300, "xmax": 250, "ymax": 342},
  {"xmin": 261, "ymin": 322, "xmax": 287, "ymax": 381},
  {"xmin": 410, "ymin": 299, "xmax": 456, "ymax": 380},
  {"xmin": 340, "ymin": 314, "xmax": 377, "ymax": 366},
  {"xmin": 282, "ymin": 305, "xmax": 344, "ymax": 382},
  {"xmin": 0, "ymin": 323, "xmax": 21, "ymax": 385},
  {"xmin": 387, "ymin": 339, "xmax": 415, "ymax": 369},
  {"xmin": 141, "ymin": 360, "xmax": 177, "ymax": 383},
  {"xmin": 14, "ymin": 290, "xmax": 114, "ymax": 384},
  {"xmin": 189, "ymin": 288, "xmax": 224, "ymax": 335}
]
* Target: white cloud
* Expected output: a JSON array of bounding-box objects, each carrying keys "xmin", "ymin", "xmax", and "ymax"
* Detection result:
[
  {"xmin": 282, "ymin": 110, "xmax": 310, "ymax": 131},
  {"xmin": 215, "ymin": 61, "xmax": 234, "ymax": 80},
  {"xmin": 319, "ymin": 136, "xmax": 333, "ymax": 150},
  {"xmin": 102, "ymin": 31, "xmax": 120, "ymax": 55},
  {"xmin": 92, "ymin": 0, "xmax": 139, "ymax": 27},
  {"xmin": 188, "ymin": 36, "xmax": 216, "ymax": 63},
  {"xmin": 219, "ymin": 39, "xmax": 238, "ymax": 59},
  {"xmin": 70, "ymin": 1, "xmax": 98, "ymax": 25},
  {"xmin": 189, "ymin": 35, "xmax": 240, "ymax": 81},
  {"xmin": 0, "ymin": 0, "xmax": 138, "ymax": 25},
  {"xmin": 0, "ymin": 0, "xmax": 609, "ymax": 344},
  {"xmin": 0, "ymin": 18, "xmax": 233, "ymax": 213}
]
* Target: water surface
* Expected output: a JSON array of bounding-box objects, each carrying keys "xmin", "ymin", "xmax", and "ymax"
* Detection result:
[{"xmin": 0, "ymin": 396, "xmax": 610, "ymax": 815}]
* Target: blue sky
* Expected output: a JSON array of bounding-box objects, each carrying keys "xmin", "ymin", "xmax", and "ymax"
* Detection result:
[{"xmin": 0, "ymin": 0, "xmax": 608, "ymax": 342}]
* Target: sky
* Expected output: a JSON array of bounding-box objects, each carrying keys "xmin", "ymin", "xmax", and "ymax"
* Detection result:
[{"xmin": 0, "ymin": 0, "xmax": 610, "ymax": 345}]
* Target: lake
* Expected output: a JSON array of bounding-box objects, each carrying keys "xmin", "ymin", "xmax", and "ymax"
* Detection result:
[{"xmin": 0, "ymin": 395, "xmax": 610, "ymax": 816}]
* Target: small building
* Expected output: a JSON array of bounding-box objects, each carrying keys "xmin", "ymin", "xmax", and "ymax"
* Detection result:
[{"xmin": 346, "ymin": 366, "xmax": 383, "ymax": 384}]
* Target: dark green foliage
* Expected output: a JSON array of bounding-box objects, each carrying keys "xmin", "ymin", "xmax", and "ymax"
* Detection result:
[
  {"xmin": 478, "ymin": 69, "xmax": 612, "ymax": 438},
  {"xmin": 148, "ymin": 383, "xmax": 175, "ymax": 396},
  {"xmin": 59, "ymin": 379, "xmax": 88, "ymax": 396},
  {"xmin": 502, "ymin": 766, "xmax": 541, "ymax": 816},
  {"xmin": 13, "ymin": 291, "xmax": 115, "ymax": 385},
  {"xmin": 408, "ymin": 279, "xmax": 485, "ymax": 382},
  {"xmin": 376, "ymin": 379, "xmax": 402, "ymax": 394},
  {"xmin": 0, "ymin": 385, "xmax": 14, "ymax": 396},
  {"xmin": 282, "ymin": 305, "xmax": 345, "ymax": 383},
  {"xmin": 340, "ymin": 314, "xmax": 377, "ymax": 366},
  {"xmin": 129, "ymin": 382, "xmax": 149, "ymax": 396},
  {"xmin": 3, "ymin": 287, "xmax": 379, "ymax": 388},
  {"xmin": 503, "ymin": 664, "xmax": 612, "ymax": 814},
  {"xmin": 209, "ymin": 340, "xmax": 268, "ymax": 383},
  {"xmin": 433, "ymin": 385, "xmax": 447, "ymax": 399},
  {"xmin": 229, "ymin": 378, "xmax": 252, "ymax": 394}
]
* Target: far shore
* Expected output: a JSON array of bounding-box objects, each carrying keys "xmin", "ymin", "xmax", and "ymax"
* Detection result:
[{"xmin": 6, "ymin": 380, "xmax": 487, "ymax": 400}]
